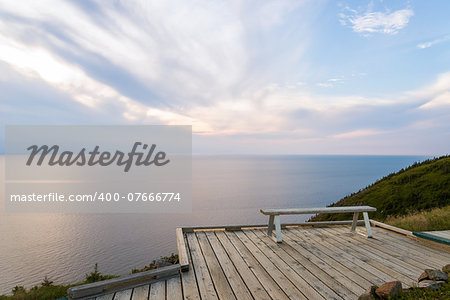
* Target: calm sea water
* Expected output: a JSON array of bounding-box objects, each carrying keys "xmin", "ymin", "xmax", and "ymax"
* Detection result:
[{"xmin": 0, "ymin": 155, "xmax": 427, "ymax": 294}]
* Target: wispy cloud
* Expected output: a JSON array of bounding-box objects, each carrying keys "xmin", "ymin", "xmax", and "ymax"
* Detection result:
[
  {"xmin": 327, "ymin": 78, "xmax": 344, "ymax": 82},
  {"xmin": 0, "ymin": 0, "xmax": 448, "ymax": 154},
  {"xmin": 340, "ymin": 7, "xmax": 414, "ymax": 35},
  {"xmin": 417, "ymin": 35, "xmax": 450, "ymax": 49},
  {"xmin": 316, "ymin": 82, "xmax": 333, "ymax": 88},
  {"xmin": 332, "ymin": 129, "xmax": 384, "ymax": 139},
  {"xmin": 0, "ymin": 0, "xmax": 313, "ymax": 132},
  {"xmin": 410, "ymin": 72, "xmax": 450, "ymax": 109},
  {"xmin": 316, "ymin": 77, "xmax": 345, "ymax": 88},
  {"xmin": 0, "ymin": 30, "xmax": 210, "ymax": 130}
]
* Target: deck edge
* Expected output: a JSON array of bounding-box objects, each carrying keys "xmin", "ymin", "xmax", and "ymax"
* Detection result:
[
  {"xmin": 67, "ymin": 264, "xmax": 181, "ymax": 299},
  {"xmin": 413, "ymin": 231, "xmax": 450, "ymax": 245},
  {"xmin": 180, "ymin": 220, "xmax": 365, "ymax": 232},
  {"xmin": 370, "ymin": 220, "xmax": 414, "ymax": 236},
  {"xmin": 176, "ymin": 227, "xmax": 190, "ymax": 271}
]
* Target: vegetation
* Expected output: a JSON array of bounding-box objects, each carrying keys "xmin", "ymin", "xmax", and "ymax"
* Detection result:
[
  {"xmin": 1, "ymin": 284, "xmax": 69, "ymax": 300},
  {"xmin": 84, "ymin": 263, "xmax": 116, "ymax": 283},
  {"xmin": 0, "ymin": 254, "xmax": 179, "ymax": 300},
  {"xmin": 131, "ymin": 253, "xmax": 178, "ymax": 273},
  {"xmin": 384, "ymin": 205, "xmax": 450, "ymax": 232},
  {"xmin": 310, "ymin": 155, "xmax": 450, "ymax": 224},
  {"xmin": 392, "ymin": 281, "xmax": 450, "ymax": 299},
  {"xmin": 0, "ymin": 263, "xmax": 116, "ymax": 300}
]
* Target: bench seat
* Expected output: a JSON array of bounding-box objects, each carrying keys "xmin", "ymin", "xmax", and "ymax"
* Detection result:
[{"xmin": 260, "ymin": 206, "xmax": 376, "ymax": 242}]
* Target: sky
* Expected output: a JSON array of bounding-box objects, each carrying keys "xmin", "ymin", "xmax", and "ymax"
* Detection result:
[{"xmin": 0, "ymin": 0, "xmax": 449, "ymax": 155}]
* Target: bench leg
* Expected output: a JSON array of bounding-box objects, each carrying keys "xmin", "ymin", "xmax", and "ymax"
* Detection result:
[
  {"xmin": 351, "ymin": 212, "xmax": 359, "ymax": 232},
  {"xmin": 274, "ymin": 215, "xmax": 282, "ymax": 243},
  {"xmin": 363, "ymin": 212, "xmax": 373, "ymax": 238},
  {"xmin": 267, "ymin": 215, "xmax": 274, "ymax": 237}
]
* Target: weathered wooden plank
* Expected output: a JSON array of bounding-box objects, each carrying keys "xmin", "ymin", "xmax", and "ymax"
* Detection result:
[
  {"xmin": 355, "ymin": 227, "xmax": 446, "ymax": 267},
  {"xmin": 176, "ymin": 228, "xmax": 189, "ymax": 271},
  {"xmin": 413, "ymin": 232, "xmax": 450, "ymax": 246},
  {"xmin": 290, "ymin": 227, "xmax": 386, "ymax": 287},
  {"xmin": 224, "ymin": 231, "xmax": 290, "ymax": 300},
  {"xmin": 368, "ymin": 227, "xmax": 450, "ymax": 257},
  {"xmin": 214, "ymin": 231, "xmax": 272, "ymax": 300},
  {"xmin": 278, "ymin": 228, "xmax": 371, "ymax": 292},
  {"xmin": 131, "ymin": 285, "xmax": 149, "ymax": 300},
  {"xmin": 149, "ymin": 281, "xmax": 165, "ymax": 300},
  {"xmin": 233, "ymin": 230, "xmax": 313, "ymax": 300},
  {"xmin": 334, "ymin": 226, "xmax": 439, "ymax": 270},
  {"xmin": 251, "ymin": 229, "xmax": 348, "ymax": 299},
  {"xmin": 428, "ymin": 231, "xmax": 450, "ymax": 239},
  {"xmin": 362, "ymin": 227, "xmax": 450, "ymax": 262},
  {"xmin": 67, "ymin": 265, "xmax": 180, "ymax": 299},
  {"xmin": 196, "ymin": 232, "xmax": 236, "ymax": 300},
  {"xmin": 314, "ymin": 227, "xmax": 415, "ymax": 286},
  {"xmin": 260, "ymin": 206, "xmax": 376, "ymax": 215},
  {"xmin": 293, "ymin": 228, "xmax": 392, "ymax": 282},
  {"xmin": 370, "ymin": 220, "xmax": 413, "ymax": 236},
  {"xmin": 180, "ymin": 235, "xmax": 200, "ymax": 300},
  {"xmin": 96, "ymin": 294, "xmax": 114, "ymax": 300},
  {"xmin": 181, "ymin": 220, "xmax": 364, "ymax": 232},
  {"xmin": 204, "ymin": 231, "xmax": 253, "ymax": 300},
  {"xmin": 328, "ymin": 227, "xmax": 423, "ymax": 276},
  {"xmin": 166, "ymin": 275, "xmax": 183, "ymax": 300},
  {"xmin": 327, "ymin": 227, "xmax": 422, "ymax": 277},
  {"xmin": 113, "ymin": 289, "xmax": 132, "ymax": 300},
  {"xmin": 437, "ymin": 230, "xmax": 450, "ymax": 237},
  {"xmin": 185, "ymin": 233, "xmax": 218, "ymax": 300},
  {"xmin": 252, "ymin": 229, "xmax": 357, "ymax": 299}
]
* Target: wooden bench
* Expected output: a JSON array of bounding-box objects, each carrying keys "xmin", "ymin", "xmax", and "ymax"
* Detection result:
[{"xmin": 260, "ymin": 206, "xmax": 377, "ymax": 242}]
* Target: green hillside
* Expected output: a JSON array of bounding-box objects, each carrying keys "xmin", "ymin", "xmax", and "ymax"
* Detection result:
[{"xmin": 311, "ymin": 155, "xmax": 450, "ymax": 222}]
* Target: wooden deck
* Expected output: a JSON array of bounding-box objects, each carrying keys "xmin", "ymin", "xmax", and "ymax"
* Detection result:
[
  {"xmin": 89, "ymin": 225, "xmax": 450, "ymax": 300},
  {"xmin": 425, "ymin": 230, "xmax": 450, "ymax": 239},
  {"xmin": 413, "ymin": 230, "xmax": 450, "ymax": 245}
]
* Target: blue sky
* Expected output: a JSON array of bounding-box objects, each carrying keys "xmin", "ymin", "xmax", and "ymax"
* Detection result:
[{"xmin": 0, "ymin": 0, "xmax": 449, "ymax": 154}]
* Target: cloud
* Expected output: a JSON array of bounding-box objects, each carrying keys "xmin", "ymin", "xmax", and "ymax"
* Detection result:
[
  {"xmin": 332, "ymin": 129, "xmax": 384, "ymax": 139},
  {"xmin": 316, "ymin": 77, "xmax": 345, "ymax": 88},
  {"xmin": 420, "ymin": 92, "xmax": 450, "ymax": 109},
  {"xmin": 417, "ymin": 35, "xmax": 450, "ymax": 49},
  {"xmin": 0, "ymin": 0, "xmax": 314, "ymax": 134},
  {"xmin": 0, "ymin": 33, "xmax": 211, "ymax": 130},
  {"xmin": 340, "ymin": 7, "xmax": 414, "ymax": 35},
  {"xmin": 316, "ymin": 82, "xmax": 333, "ymax": 88},
  {"xmin": 0, "ymin": 0, "xmax": 247, "ymax": 107},
  {"xmin": 410, "ymin": 72, "xmax": 450, "ymax": 109},
  {"xmin": 0, "ymin": 0, "xmax": 448, "ymax": 154},
  {"xmin": 327, "ymin": 78, "xmax": 343, "ymax": 82}
]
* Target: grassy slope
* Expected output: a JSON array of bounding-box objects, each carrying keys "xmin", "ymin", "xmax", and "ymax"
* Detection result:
[
  {"xmin": 385, "ymin": 205, "xmax": 450, "ymax": 231},
  {"xmin": 311, "ymin": 155, "xmax": 450, "ymax": 222}
]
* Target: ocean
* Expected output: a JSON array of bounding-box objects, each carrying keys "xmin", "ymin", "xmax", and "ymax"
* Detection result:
[{"xmin": 0, "ymin": 155, "xmax": 427, "ymax": 294}]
